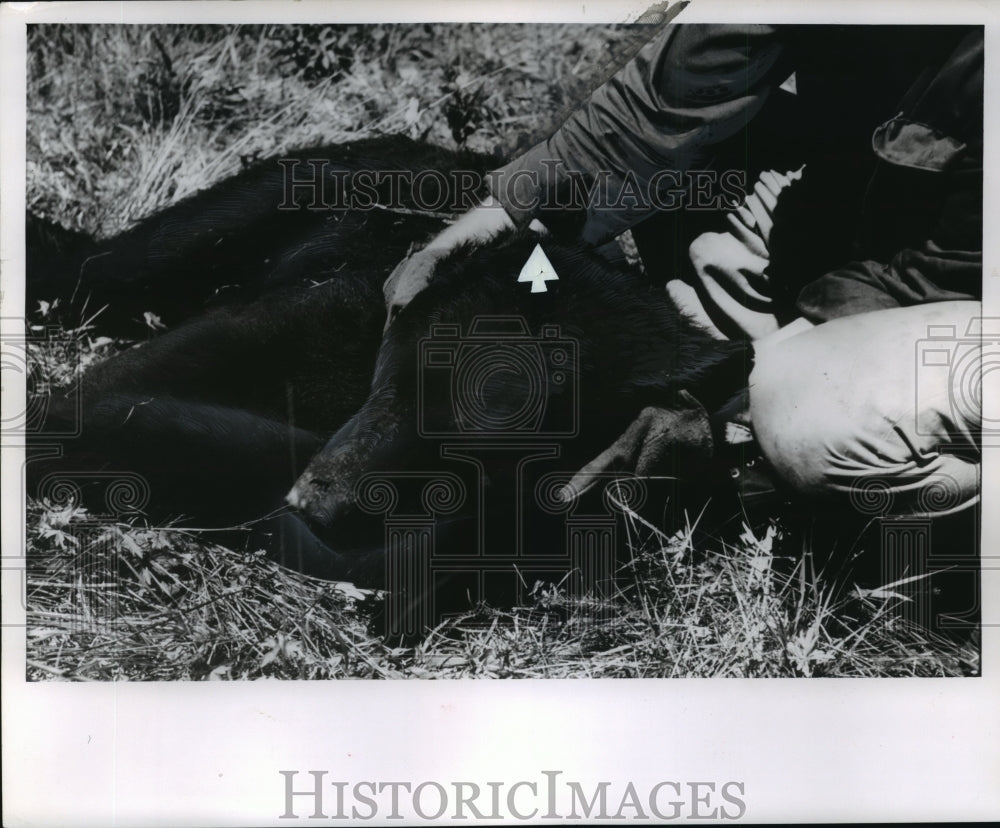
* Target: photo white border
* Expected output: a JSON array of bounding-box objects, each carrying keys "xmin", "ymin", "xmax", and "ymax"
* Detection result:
[{"xmin": 2, "ymin": 1, "xmax": 998, "ymax": 824}]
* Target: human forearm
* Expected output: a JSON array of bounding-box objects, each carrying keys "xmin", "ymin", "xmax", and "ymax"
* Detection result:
[
  {"xmin": 420, "ymin": 195, "xmax": 515, "ymax": 252},
  {"xmin": 492, "ymin": 24, "xmax": 790, "ymax": 245}
]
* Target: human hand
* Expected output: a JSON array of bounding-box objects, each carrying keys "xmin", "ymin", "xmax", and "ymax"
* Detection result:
[
  {"xmin": 727, "ymin": 166, "xmax": 803, "ymax": 253},
  {"xmin": 382, "ymin": 195, "xmax": 517, "ymax": 330},
  {"xmin": 383, "ymin": 246, "xmax": 446, "ymax": 329},
  {"xmin": 559, "ymin": 393, "xmax": 713, "ymax": 502}
]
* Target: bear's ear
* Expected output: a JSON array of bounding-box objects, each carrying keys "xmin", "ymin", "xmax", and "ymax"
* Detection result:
[
  {"xmin": 669, "ymin": 337, "xmax": 753, "ymax": 414},
  {"xmin": 620, "ymin": 319, "xmax": 751, "ymax": 412},
  {"xmin": 560, "ymin": 390, "xmax": 713, "ymax": 500}
]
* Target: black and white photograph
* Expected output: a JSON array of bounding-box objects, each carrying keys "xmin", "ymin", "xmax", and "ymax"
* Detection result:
[{"xmin": 2, "ymin": 0, "xmax": 998, "ymax": 824}]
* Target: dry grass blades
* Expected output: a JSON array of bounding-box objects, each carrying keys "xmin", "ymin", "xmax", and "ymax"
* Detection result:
[{"xmin": 24, "ymin": 24, "xmax": 978, "ymax": 679}]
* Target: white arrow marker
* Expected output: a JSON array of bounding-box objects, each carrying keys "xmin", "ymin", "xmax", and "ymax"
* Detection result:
[{"xmin": 517, "ymin": 244, "xmax": 560, "ymax": 293}]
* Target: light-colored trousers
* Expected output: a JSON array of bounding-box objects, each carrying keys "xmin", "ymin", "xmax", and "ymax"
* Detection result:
[{"xmin": 668, "ymin": 169, "xmax": 982, "ymax": 516}]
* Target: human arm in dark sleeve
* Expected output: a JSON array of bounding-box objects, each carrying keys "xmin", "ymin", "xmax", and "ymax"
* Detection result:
[
  {"xmin": 384, "ymin": 23, "xmax": 791, "ymax": 319},
  {"xmin": 792, "ymin": 167, "xmax": 983, "ymax": 322},
  {"xmin": 794, "ymin": 247, "xmax": 981, "ymax": 323},
  {"xmin": 491, "ymin": 23, "xmax": 792, "ymax": 245},
  {"xmin": 793, "ymin": 29, "xmax": 983, "ymax": 323}
]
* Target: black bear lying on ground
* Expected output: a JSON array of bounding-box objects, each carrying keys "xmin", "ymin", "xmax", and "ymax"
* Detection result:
[
  {"xmin": 27, "ymin": 137, "xmax": 750, "ymax": 616},
  {"xmin": 27, "ymin": 136, "xmax": 979, "ymax": 640}
]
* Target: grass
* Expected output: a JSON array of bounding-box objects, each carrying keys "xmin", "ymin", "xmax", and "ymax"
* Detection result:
[
  {"xmin": 26, "ymin": 494, "xmax": 975, "ymax": 680},
  {"xmin": 23, "ymin": 24, "xmax": 979, "ymax": 679},
  {"xmin": 27, "ymin": 23, "xmax": 652, "ymax": 237}
]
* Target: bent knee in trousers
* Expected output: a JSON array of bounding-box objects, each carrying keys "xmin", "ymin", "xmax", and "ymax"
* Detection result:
[{"xmin": 749, "ymin": 301, "xmax": 982, "ymax": 516}]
